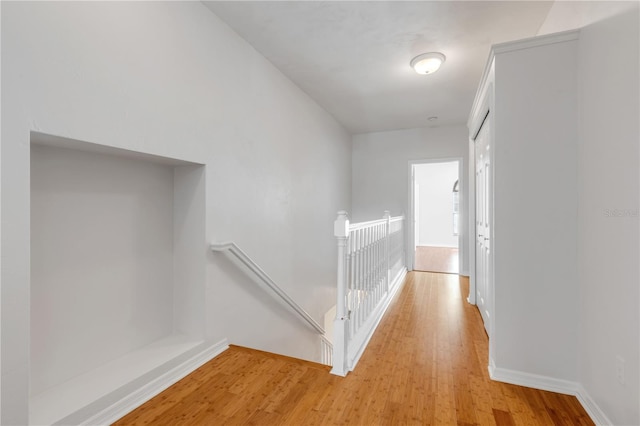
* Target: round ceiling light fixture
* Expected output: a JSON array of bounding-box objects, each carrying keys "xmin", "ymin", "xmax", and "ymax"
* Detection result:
[{"xmin": 410, "ymin": 52, "xmax": 446, "ymax": 75}]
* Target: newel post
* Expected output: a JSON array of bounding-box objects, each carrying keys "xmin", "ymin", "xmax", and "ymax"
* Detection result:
[
  {"xmin": 384, "ymin": 210, "xmax": 391, "ymax": 293},
  {"xmin": 331, "ymin": 210, "xmax": 350, "ymax": 376}
]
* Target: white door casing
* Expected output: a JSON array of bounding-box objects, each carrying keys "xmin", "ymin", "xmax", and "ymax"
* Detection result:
[
  {"xmin": 407, "ymin": 159, "xmax": 463, "ymax": 273},
  {"xmin": 475, "ymin": 116, "xmax": 491, "ymax": 336}
]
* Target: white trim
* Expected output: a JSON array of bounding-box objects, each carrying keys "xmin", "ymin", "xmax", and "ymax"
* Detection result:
[
  {"xmin": 349, "ymin": 217, "xmax": 387, "ymax": 230},
  {"xmin": 407, "ymin": 158, "xmax": 463, "ymax": 273},
  {"xmin": 467, "ymin": 54, "xmax": 493, "ymax": 129},
  {"xmin": 468, "ymin": 66, "xmax": 495, "ymax": 362},
  {"xmin": 348, "ymin": 267, "xmax": 408, "ymax": 371},
  {"xmin": 575, "ymin": 386, "xmax": 613, "ymax": 426},
  {"xmin": 467, "ymin": 29, "xmax": 579, "ymax": 130},
  {"xmin": 488, "ymin": 356, "xmax": 496, "ymax": 378},
  {"xmin": 320, "ymin": 335, "xmax": 333, "ymax": 367},
  {"xmin": 489, "ymin": 365, "xmax": 611, "ymax": 426},
  {"xmin": 490, "ymin": 366, "xmax": 580, "ymax": 395},
  {"xmin": 467, "ymin": 93, "xmax": 492, "ymax": 308},
  {"xmin": 492, "ymin": 29, "xmax": 580, "ymax": 56},
  {"xmin": 80, "ymin": 339, "xmax": 229, "ymax": 426},
  {"xmin": 466, "ymin": 136, "xmax": 476, "ymax": 306},
  {"xmin": 210, "ymin": 242, "xmax": 324, "ymax": 334}
]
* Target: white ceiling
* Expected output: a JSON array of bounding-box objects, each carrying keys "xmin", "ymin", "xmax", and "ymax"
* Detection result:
[{"xmin": 203, "ymin": 1, "xmax": 554, "ymax": 134}]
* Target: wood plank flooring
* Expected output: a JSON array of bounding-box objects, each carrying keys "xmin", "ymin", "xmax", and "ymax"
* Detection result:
[
  {"xmin": 114, "ymin": 272, "xmax": 593, "ymax": 425},
  {"xmin": 414, "ymin": 246, "xmax": 459, "ymax": 274}
]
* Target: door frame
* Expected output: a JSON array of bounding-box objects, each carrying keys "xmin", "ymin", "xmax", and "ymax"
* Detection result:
[
  {"xmin": 468, "ymin": 70, "xmax": 495, "ymax": 365},
  {"xmin": 473, "ymin": 115, "xmax": 491, "ymax": 336},
  {"xmin": 407, "ymin": 158, "xmax": 464, "ymax": 272}
]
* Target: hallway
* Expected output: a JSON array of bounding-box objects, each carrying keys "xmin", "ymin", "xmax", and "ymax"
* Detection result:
[{"xmin": 114, "ymin": 272, "xmax": 592, "ymax": 425}]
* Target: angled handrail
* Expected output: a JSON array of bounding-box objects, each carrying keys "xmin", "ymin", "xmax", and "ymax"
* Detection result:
[{"xmin": 210, "ymin": 241, "xmax": 325, "ymax": 335}]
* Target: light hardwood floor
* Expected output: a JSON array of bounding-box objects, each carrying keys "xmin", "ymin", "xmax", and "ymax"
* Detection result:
[
  {"xmin": 114, "ymin": 272, "xmax": 593, "ymax": 425},
  {"xmin": 414, "ymin": 246, "xmax": 459, "ymax": 274}
]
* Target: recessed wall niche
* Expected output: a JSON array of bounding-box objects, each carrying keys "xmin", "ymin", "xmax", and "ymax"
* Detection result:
[{"xmin": 30, "ymin": 132, "xmax": 206, "ymax": 425}]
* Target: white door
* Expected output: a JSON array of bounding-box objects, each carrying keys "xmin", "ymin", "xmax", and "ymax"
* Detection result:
[{"xmin": 475, "ymin": 116, "xmax": 491, "ymax": 335}]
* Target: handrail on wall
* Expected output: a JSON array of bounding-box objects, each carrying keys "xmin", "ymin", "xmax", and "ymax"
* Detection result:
[{"xmin": 210, "ymin": 242, "xmax": 325, "ymax": 335}]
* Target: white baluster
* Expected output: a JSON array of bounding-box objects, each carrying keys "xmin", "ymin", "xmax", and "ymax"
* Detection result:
[
  {"xmin": 355, "ymin": 228, "xmax": 361, "ymax": 333},
  {"xmin": 349, "ymin": 233, "xmax": 356, "ymax": 338},
  {"xmin": 365, "ymin": 226, "xmax": 371, "ymax": 317},
  {"xmin": 362, "ymin": 227, "xmax": 367, "ymax": 329},
  {"xmin": 380, "ymin": 223, "xmax": 385, "ymax": 297},
  {"xmin": 380, "ymin": 223, "xmax": 385, "ymax": 294},
  {"xmin": 376, "ymin": 225, "xmax": 382, "ymax": 305},
  {"xmin": 384, "ymin": 211, "xmax": 391, "ymax": 294},
  {"xmin": 363, "ymin": 228, "xmax": 368, "ymax": 325},
  {"xmin": 332, "ymin": 211, "xmax": 350, "ymax": 377},
  {"xmin": 352, "ymin": 229, "xmax": 358, "ymax": 332},
  {"xmin": 332, "ymin": 212, "xmax": 406, "ymax": 376},
  {"xmin": 373, "ymin": 225, "xmax": 378, "ymax": 305}
]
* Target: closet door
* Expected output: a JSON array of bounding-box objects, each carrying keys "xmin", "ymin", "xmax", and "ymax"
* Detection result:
[{"xmin": 475, "ymin": 115, "xmax": 491, "ymax": 336}]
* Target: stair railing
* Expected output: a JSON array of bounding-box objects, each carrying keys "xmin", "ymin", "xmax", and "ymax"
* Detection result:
[
  {"xmin": 320, "ymin": 335, "xmax": 333, "ymax": 366},
  {"xmin": 331, "ymin": 210, "xmax": 407, "ymax": 376}
]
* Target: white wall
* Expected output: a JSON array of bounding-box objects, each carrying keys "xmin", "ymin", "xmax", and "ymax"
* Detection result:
[
  {"xmin": 352, "ymin": 126, "xmax": 469, "ymax": 273},
  {"xmin": 30, "ymin": 144, "xmax": 176, "ymax": 396},
  {"xmin": 173, "ymin": 163, "xmax": 207, "ymax": 341},
  {"xmin": 576, "ymin": 8, "xmax": 639, "ymax": 425},
  {"xmin": 415, "ymin": 161, "xmax": 459, "ymax": 247},
  {"xmin": 538, "ymin": 1, "xmax": 637, "ymax": 36},
  {"xmin": 492, "ymin": 37, "xmax": 580, "ymax": 381},
  {"xmin": 470, "ymin": 9, "xmax": 639, "ymax": 422},
  {"xmin": 536, "ymin": 3, "xmax": 639, "ymax": 423},
  {"xmin": 1, "ymin": 2, "xmax": 351, "ymax": 423}
]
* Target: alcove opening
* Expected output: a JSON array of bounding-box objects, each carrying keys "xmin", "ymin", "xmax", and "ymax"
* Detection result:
[{"xmin": 30, "ymin": 132, "xmax": 206, "ymax": 425}]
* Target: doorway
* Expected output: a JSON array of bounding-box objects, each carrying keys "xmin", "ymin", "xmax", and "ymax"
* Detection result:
[{"xmin": 409, "ymin": 160, "xmax": 461, "ymax": 274}]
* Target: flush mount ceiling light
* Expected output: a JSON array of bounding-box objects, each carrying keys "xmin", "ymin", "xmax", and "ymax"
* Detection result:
[{"xmin": 410, "ymin": 52, "xmax": 446, "ymax": 75}]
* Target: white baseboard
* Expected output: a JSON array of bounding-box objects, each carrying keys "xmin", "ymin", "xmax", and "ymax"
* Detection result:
[
  {"xmin": 490, "ymin": 365, "xmax": 611, "ymax": 426},
  {"xmin": 81, "ymin": 338, "xmax": 229, "ymax": 425},
  {"xmin": 490, "ymin": 365, "xmax": 580, "ymax": 395},
  {"xmin": 348, "ymin": 267, "xmax": 408, "ymax": 371},
  {"xmin": 575, "ymin": 385, "xmax": 613, "ymax": 426}
]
